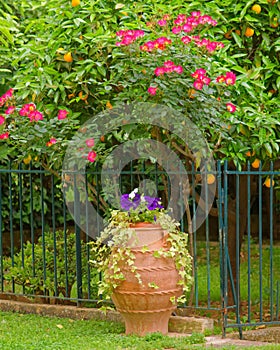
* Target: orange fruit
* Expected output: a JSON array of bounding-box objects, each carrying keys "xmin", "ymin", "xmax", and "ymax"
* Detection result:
[
  {"xmin": 106, "ymin": 101, "xmax": 113, "ymax": 109},
  {"xmin": 23, "ymin": 155, "xmax": 32, "ymax": 165},
  {"xmin": 245, "ymin": 151, "xmax": 255, "ymax": 157},
  {"xmin": 78, "ymin": 91, "xmax": 88, "ymax": 101},
  {"xmin": 64, "ymin": 52, "xmax": 73, "ymax": 62},
  {"xmin": 207, "ymin": 174, "xmax": 216, "ymax": 185},
  {"xmin": 271, "ymin": 17, "xmax": 278, "ymax": 28},
  {"xmin": 72, "ymin": 0, "xmax": 80, "ymax": 6},
  {"xmin": 251, "ymin": 4, "xmax": 261, "ymax": 13},
  {"xmin": 245, "ymin": 28, "xmax": 254, "ymax": 37},
  {"xmin": 64, "ymin": 174, "xmax": 71, "ymax": 182},
  {"xmin": 100, "ymin": 135, "xmax": 105, "ymax": 142},
  {"xmin": 235, "ymin": 29, "xmax": 241, "ymax": 35},
  {"xmin": 224, "ymin": 30, "xmax": 232, "ymax": 39},
  {"xmin": 188, "ymin": 88, "xmax": 196, "ymax": 99},
  {"xmin": 264, "ymin": 178, "xmax": 275, "ymax": 188},
  {"xmin": 252, "ymin": 159, "xmax": 260, "ymax": 168}
]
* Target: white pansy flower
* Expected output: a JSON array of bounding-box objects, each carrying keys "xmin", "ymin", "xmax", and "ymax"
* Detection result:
[{"xmin": 129, "ymin": 188, "xmax": 138, "ymax": 199}]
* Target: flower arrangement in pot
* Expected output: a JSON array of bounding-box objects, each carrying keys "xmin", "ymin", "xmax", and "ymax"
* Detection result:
[{"xmin": 90, "ymin": 188, "xmax": 192, "ymax": 336}]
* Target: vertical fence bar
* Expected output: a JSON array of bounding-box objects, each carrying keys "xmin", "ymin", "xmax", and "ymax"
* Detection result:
[
  {"xmin": 247, "ymin": 162, "xmax": 251, "ymax": 323},
  {"xmin": 269, "ymin": 162, "xmax": 274, "ymax": 321},
  {"xmin": 95, "ymin": 163, "xmax": 103, "ymax": 301},
  {"xmin": 205, "ymin": 170, "xmax": 211, "ymax": 309},
  {"xmin": 29, "ymin": 164, "xmax": 35, "ymax": 280},
  {"xmin": 258, "ymin": 163, "xmax": 263, "ymax": 322},
  {"xmin": 223, "ymin": 160, "xmax": 229, "ymax": 337},
  {"xmin": 51, "ymin": 174, "xmax": 58, "ymax": 298},
  {"xmin": 0, "ymin": 172, "xmax": 3, "ymax": 292},
  {"xmin": 95, "ymin": 162, "xmax": 101, "ymax": 235},
  {"xmin": 40, "ymin": 168, "xmax": 47, "ymax": 296},
  {"xmin": 63, "ymin": 197, "xmax": 70, "ymax": 298},
  {"xmin": 73, "ymin": 169, "xmax": 83, "ymax": 305},
  {"xmin": 85, "ymin": 171, "xmax": 91, "ymax": 300},
  {"xmin": 235, "ymin": 173, "xmax": 242, "ymax": 338},
  {"xmin": 217, "ymin": 161, "xmax": 225, "ymax": 333},
  {"xmin": 179, "ymin": 161, "xmax": 184, "ymax": 233},
  {"xmin": 192, "ymin": 162, "xmax": 198, "ymax": 307},
  {"xmin": 130, "ymin": 160, "xmax": 134, "ymax": 191},
  {"xmin": 8, "ymin": 161, "xmax": 15, "ymax": 292},
  {"xmin": 18, "ymin": 163, "xmax": 24, "ymax": 282}
]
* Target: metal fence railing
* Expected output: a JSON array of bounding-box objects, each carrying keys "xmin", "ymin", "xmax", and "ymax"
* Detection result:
[{"xmin": 0, "ymin": 160, "xmax": 279, "ymax": 336}]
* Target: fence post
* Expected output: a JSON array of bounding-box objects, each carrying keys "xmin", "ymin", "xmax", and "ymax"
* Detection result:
[{"xmin": 73, "ymin": 170, "xmax": 83, "ymax": 306}]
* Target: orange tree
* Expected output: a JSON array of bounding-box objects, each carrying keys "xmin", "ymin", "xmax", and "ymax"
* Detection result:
[{"xmin": 0, "ymin": 0, "xmax": 279, "ymax": 164}]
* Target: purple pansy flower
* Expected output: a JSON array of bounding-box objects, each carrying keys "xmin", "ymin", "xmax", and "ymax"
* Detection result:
[
  {"xmin": 120, "ymin": 193, "xmax": 141, "ymax": 210},
  {"xmin": 144, "ymin": 196, "xmax": 164, "ymax": 210}
]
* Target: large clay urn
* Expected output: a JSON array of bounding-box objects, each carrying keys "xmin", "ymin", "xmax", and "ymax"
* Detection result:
[{"xmin": 111, "ymin": 223, "xmax": 183, "ymax": 336}]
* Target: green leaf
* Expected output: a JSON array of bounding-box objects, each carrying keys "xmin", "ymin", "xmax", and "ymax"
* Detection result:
[
  {"xmin": 231, "ymin": 65, "xmax": 247, "ymax": 74},
  {"xmin": 231, "ymin": 32, "xmax": 242, "ymax": 48},
  {"xmin": 115, "ymin": 3, "xmax": 125, "ymax": 9},
  {"xmin": 264, "ymin": 143, "xmax": 272, "ymax": 157},
  {"xmin": 276, "ymin": 76, "xmax": 280, "ymax": 90}
]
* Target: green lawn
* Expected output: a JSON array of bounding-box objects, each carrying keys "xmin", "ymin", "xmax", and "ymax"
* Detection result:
[
  {"xmin": 0, "ymin": 311, "xmax": 205, "ymax": 350},
  {"xmin": 194, "ymin": 240, "xmax": 280, "ymax": 308},
  {"xmin": 0, "ymin": 311, "xmax": 280, "ymax": 349}
]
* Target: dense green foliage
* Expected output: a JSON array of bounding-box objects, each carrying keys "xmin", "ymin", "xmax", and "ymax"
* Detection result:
[
  {"xmin": 3, "ymin": 230, "xmax": 98, "ymax": 300},
  {"xmin": 0, "ymin": 0, "xmax": 279, "ymax": 168}
]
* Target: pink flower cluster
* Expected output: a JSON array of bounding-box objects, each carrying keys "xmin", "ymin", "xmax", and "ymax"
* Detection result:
[
  {"xmin": 192, "ymin": 36, "xmax": 224, "ymax": 53},
  {"xmin": 140, "ymin": 37, "xmax": 172, "ymax": 52},
  {"xmin": 0, "ymin": 89, "xmax": 13, "ymax": 139},
  {"xmin": 157, "ymin": 14, "xmax": 171, "ymax": 27},
  {"xmin": 85, "ymin": 138, "xmax": 96, "ymax": 162},
  {"xmin": 191, "ymin": 69, "xmax": 236, "ymax": 113},
  {"xmin": 46, "ymin": 137, "xmax": 57, "ymax": 147},
  {"xmin": 116, "ymin": 29, "xmax": 145, "ymax": 46},
  {"xmin": 154, "ymin": 61, "xmax": 183, "ymax": 76},
  {"xmin": 181, "ymin": 35, "xmax": 224, "ymax": 53},
  {"xmin": 147, "ymin": 86, "xmax": 158, "ymax": 95},
  {"xmin": 58, "ymin": 109, "xmax": 68, "ymax": 120},
  {"xmin": 216, "ymin": 72, "xmax": 236, "ymax": 85},
  {"xmin": 191, "ymin": 69, "xmax": 211, "ymax": 90},
  {"xmin": 0, "ymin": 88, "xmax": 13, "ymax": 107},
  {"xmin": 171, "ymin": 11, "xmax": 217, "ymax": 34},
  {"xmin": 19, "ymin": 103, "xmax": 43, "ymax": 122},
  {"xmin": 226, "ymin": 103, "xmax": 236, "ymax": 113},
  {"xmin": 0, "ymin": 132, "xmax": 8, "ymax": 139}
]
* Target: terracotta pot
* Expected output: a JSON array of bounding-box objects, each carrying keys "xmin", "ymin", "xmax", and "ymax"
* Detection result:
[{"xmin": 111, "ymin": 223, "xmax": 182, "ymax": 336}]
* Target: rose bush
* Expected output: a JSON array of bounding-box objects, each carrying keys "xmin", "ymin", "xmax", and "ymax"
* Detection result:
[
  {"xmin": 1, "ymin": 0, "xmax": 279, "ymax": 169},
  {"xmin": 0, "ymin": 9, "xmax": 239, "ymax": 171},
  {"xmin": 0, "ymin": 88, "xmax": 83, "ymax": 169}
]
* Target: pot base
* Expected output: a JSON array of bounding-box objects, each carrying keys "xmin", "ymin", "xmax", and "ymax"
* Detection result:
[{"xmin": 120, "ymin": 309, "xmax": 173, "ymax": 336}]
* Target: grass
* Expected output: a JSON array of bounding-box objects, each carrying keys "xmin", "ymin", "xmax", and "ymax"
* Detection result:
[
  {"xmin": 0, "ymin": 311, "xmax": 280, "ymax": 350},
  {"xmin": 0, "ymin": 311, "xmax": 206, "ymax": 350},
  {"xmin": 194, "ymin": 240, "xmax": 280, "ymax": 307}
]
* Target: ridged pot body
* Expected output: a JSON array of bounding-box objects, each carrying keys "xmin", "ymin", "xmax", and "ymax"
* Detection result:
[{"xmin": 111, "ymin": 223, "xmax": 182, "ymax": 336}]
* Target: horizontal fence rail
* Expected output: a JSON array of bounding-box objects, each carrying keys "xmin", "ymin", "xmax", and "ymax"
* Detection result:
[{"xmin": 0, "ymin": 160, "xmax": 279, "ymax": 336}]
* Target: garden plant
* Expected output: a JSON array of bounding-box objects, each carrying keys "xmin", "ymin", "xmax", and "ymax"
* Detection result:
[{"xmin": 0, "ymin": 0, "xmax": 279, "ymax": 331}]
